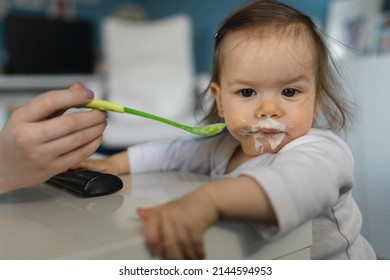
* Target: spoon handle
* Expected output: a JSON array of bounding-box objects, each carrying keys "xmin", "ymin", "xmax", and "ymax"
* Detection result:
[
  {"xmin": 123, "ymin": 107, "xmax": 191, "ymax": 132},
  {"xmin": 83, "ymin": 99, "xmax": 125, "ymax": 113},
  {"xmin": 83, "ymin": 99, "xmax": 190, "ymax": 131}
]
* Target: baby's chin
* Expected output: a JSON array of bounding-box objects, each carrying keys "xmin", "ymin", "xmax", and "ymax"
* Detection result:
[
  {"xmin": 240, "ymin": 139, "xmax": 284, "ymax": 156},
  {"xmin": 241, "ymin": 142, "xmax": 267, "ymax": 156}
]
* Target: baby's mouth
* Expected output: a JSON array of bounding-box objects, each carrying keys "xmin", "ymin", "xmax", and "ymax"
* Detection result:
[
  {"xmin": 238, "ymin": 119, "xmax": 287, "ymax": 152},
  {"xmin": 239, "ymin": 128, "xmax": 286, "ymax": 138}
]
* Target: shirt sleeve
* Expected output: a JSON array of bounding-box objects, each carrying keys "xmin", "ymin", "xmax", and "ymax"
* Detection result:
[
  {"xmin": 128, "ymin": 136, "xmax": 222, "ymax": 174},
  {"xmin": 240, "ymin": 130, "xmax": 355, "ymax": 239}
]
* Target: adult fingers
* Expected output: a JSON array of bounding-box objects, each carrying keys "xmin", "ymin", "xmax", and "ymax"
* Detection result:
[
  {"xmin": 42, "ymin": 120, "xmax": 106, "ymax": 157},
  {"xmin": 46, "ymin": 135, "xmax": 104, "ymax": 174},
  {"xmin": 37, "ymin": 109, "xmax": 107, "ymax": 143},
  {"xmin": 15, "ymin": 82, "xmax": 94, "ymax": 122}
]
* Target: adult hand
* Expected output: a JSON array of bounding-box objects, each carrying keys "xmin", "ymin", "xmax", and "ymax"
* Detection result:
[{"xmin": 0, "ymin": 82, "xmax": 107, "ymax": 194}]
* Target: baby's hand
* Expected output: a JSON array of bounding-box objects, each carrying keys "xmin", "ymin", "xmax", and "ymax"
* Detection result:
[
  {"xmin": 137, "ymin": 188, "xmax": 219, "ymax": 259},
  {"xmin": 72, "ymin": 159, "xmax": 119, "ymax": 175},
  {"xmin": 72, "ymin": 151, "xmax": 129, "ymax": 175}
]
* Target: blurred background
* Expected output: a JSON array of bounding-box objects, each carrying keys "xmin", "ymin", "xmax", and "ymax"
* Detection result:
[
  {"xmin": 0, "ymin": 0, "xmax": 330, "ymax": 75},
  {"xmin": 0, "ymin": 0, "xmax": 389, "ymax": 259}
]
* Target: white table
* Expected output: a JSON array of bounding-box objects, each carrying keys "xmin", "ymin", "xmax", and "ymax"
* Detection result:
[{"xmin": 0, "ymin": 172, "xmax": 311, "ymax": 259}]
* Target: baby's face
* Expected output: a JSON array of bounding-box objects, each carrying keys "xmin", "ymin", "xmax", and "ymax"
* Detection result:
[{"xmin": 211, "ymin": 31, "xmax": 317, "ymax": 156}]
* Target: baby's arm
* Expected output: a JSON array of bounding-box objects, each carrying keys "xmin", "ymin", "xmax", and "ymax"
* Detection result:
[
  {"xmin": 202, "ymin": 176, "xmax": 275, "ymax": 221},
  {"xmin": 74, "ymin": 150, "xmax": 130, "ymax": 175},
  {"xmin": 137, "ymin": 175, "xmax": 275, "ymax": 259}
]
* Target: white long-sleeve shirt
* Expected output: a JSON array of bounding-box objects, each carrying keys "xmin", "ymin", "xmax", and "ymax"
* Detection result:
[{"xmin": 128, "ymin": 128, "xmax": 376, "ymax": 259}]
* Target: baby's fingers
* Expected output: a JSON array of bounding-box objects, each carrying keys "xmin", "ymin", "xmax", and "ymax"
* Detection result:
[
  {"xmin": 138, "ymin": 204, "xmax": 206, "ymax": 259},
  {"xmin": 73, "ymin": 159, "xmax": 118, "ymax": 174},
  {"xmin": 140, "ymin": 210, "xmax": 164, "ymax": 256},
  {"xmin": 139, "ymin": 208, "xmax": 185, "ymax": 259},
  {"xmin": 137, "ymin": 207, "xmax": 157, "ymax": 220},
  {"xmin": 177, "ymin": 224, "xmax": 205, "ymax": 259}
]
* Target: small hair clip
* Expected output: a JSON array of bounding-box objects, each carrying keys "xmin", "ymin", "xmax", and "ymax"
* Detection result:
[{"xmin": 214, "ymin": 32, "xmax": 219, "ymax": 39}]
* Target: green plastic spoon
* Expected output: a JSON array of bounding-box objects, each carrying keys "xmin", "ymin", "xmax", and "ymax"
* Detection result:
[{"xmin": 82, "ymin": 99, "xmax": 226, "ymax": 137}]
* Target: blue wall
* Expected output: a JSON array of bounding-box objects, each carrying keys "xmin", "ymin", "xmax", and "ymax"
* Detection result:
[{"xmin": 0, "ymin": 0, "xmax": 331, "ymax": 74}]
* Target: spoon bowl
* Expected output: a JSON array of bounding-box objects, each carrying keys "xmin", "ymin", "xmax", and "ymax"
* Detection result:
[{"xmin": 82, "ymin": 99, "xmax": 226, "ymax": 137}]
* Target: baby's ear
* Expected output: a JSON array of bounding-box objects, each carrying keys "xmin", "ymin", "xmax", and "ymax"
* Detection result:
[{"xmin": 210, "ymin": 82, "xmax": 224, "ymax": 118}]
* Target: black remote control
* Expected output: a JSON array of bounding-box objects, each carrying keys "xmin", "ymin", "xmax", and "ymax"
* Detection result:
[{"xmin": 47, "ymin": 169, "xmax": 123, "ymax": 197}]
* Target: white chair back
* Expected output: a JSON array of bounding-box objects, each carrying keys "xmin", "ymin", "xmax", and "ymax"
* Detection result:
[{"xmin": 101, "ymin": 14, "xmax": 197, "ymax": 147}]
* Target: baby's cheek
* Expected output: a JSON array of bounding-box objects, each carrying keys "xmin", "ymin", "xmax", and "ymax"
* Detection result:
[
  {"xmin": 225, "ymin": 121, "xmax": 244, "ymax": 139},
  {"xmin": 225, "ymin": 113, "xmax": 249, "ymax": 129}
]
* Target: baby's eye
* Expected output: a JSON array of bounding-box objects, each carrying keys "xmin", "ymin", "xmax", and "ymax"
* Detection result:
[
  {"xmin": 238, "ymin": 88, "xmax": 256, "ymax": 97},
  {"xmin": 281, "ymin": 88, "xmax": 299, "ymax": 97}
]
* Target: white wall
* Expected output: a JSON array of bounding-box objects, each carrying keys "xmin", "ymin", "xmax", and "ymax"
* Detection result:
[{"xmin": 345, "ymin": 53, "xmax": 390, "ymax": 259}]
